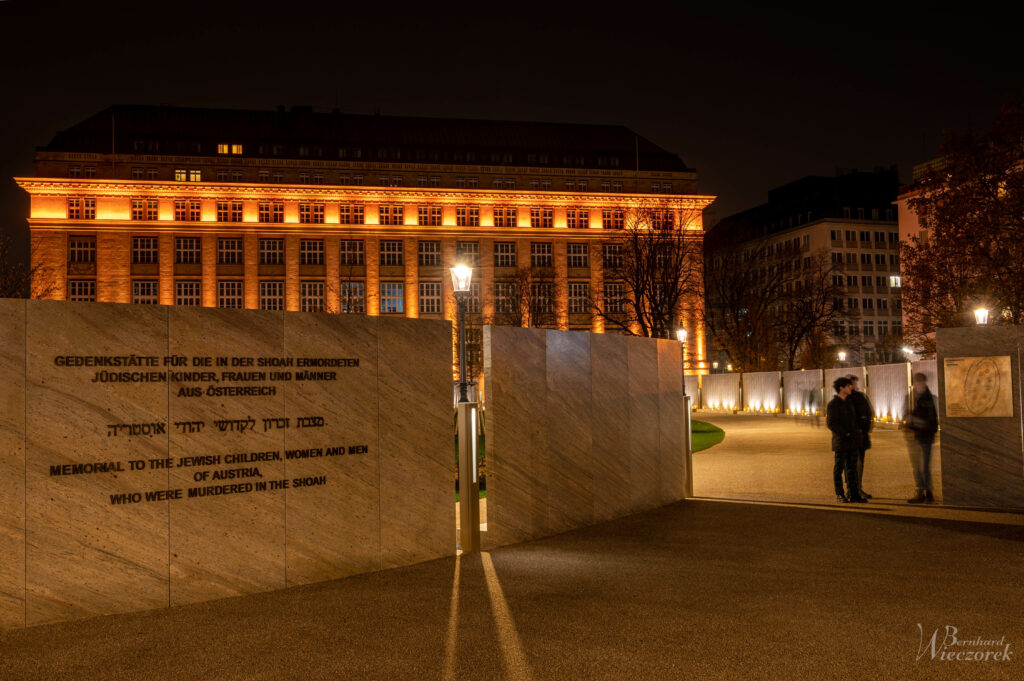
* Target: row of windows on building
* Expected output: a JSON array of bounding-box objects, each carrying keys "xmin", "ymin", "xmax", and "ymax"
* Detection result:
[
  {"xmin": 832, "ymin": 319, "xmax": 903, "ymax": 338},
  {"xmin": 772, "ymin": 207, "xmax": 895, "ymax": 230},
  {"xmin": 71, "ymin": 165, "xmax": 669, "ymax": 193},
  {"xmin": 830, "ymin": 229, "xmax": 899, "ymax": 243},
  {"xmin": 65, "ymin": 278, "xmax": 621, "ymax": 316},
  {"xmin": 831, "ymin": 275, "xmax": 902, "ymax": 290},
  {"xmin": 831, "ymin": 251, "xmax": 900, "ymax": 267},
  {"xmin": 68, "ymin": 198, "xmax": 637, "ymax": 229},
  {"xmin": 69, "ymin": 235, "xmax": 623, "ymax": 269},
  {"xmin": 835, "ymin": 297, "xmax": 901, "ymax": 312}
]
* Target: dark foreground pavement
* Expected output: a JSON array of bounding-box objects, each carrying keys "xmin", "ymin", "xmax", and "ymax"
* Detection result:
[{"xmin": 2, "ymin": 500, "xmax": 1022, "ymax": 681}]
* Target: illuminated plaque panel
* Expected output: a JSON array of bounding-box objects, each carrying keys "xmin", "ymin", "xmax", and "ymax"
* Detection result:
[{"xmin": 943, "ymin": 356, "xmax": 1013, "ymax": 418}]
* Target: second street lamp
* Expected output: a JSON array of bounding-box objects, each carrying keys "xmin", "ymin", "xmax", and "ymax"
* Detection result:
[{"xmin": 450, "ymin": 263, "xmax": 473, "ymax": 403}]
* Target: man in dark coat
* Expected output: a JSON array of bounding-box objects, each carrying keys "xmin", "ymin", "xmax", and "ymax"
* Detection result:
[
  {"xmin": 905, "ymin": 372, "xmax": 939, "ymax": 503},
  {"xmin": 827, "ymin": 376, "xmax": 866, "ymax": 502},
  {"xmin": 848, "ymin": 375, "xmax": 874, "ymax": 498}
]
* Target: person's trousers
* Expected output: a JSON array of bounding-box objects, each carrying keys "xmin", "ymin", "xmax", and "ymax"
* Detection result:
[
  {"xmin": 908, "ymin": 439, "xmax": 934, "ymax": 491},
  {"xmin": 833, "ymin": 449, "xmax": 860, "ymax": 497},
  {"xmin": 855, "ymin": 449, "xmax": 866, "ymax": 491}
]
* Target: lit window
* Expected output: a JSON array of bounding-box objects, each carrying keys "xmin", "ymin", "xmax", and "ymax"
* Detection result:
[
  {"xmin": 175, "ymin": 281, "xmax": 201, "ymax": 306},
  {"xmin": 217, "ymin": 144, "xmax": 230, "ymax": 154},
  {"xmin": 380, "ymin": 282, "xmax": 404, "ymax": 314},
  {"xmin": 419, "ymin": 281, "xmax": 442, "ymax": 314},
  {"xmin": 338, "ymin": 281, "xmax": 365, "ymax": 313},
  {"xmin": 889, "ymin": 276, "xmax": 902, "ymax": 288},
  {"xmin": 231, "ymin": 144, "xmax": 243, "ymax": 155}
]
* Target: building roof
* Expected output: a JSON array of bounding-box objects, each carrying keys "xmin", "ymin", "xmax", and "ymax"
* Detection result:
[{"xmin": 41, "ymin": 105, "xmax": 693, "ymax": 173}]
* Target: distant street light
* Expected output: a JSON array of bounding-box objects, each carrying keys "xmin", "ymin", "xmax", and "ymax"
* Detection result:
[
  {"xmin": 974, "ymin": 307, "xmax": 990, "ymax": 325},
  {"xmin": 838, "ymin": 351, "xmax": 847, "ymax": 364},
  {"xmin": 450, "ymin": 264, "xmax": 473, "ymax": 403}
]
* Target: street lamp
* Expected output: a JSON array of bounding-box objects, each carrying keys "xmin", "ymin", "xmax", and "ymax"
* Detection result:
[
  {"xmin": 838, "ymin": 351, "xmax": 847, "ymax": 364},
  {"xmin": 974, "ymin": 307, "xmax": 990, "ymax": 325},
  {"xmin": 676, "ymin": 327, "xmax": 688, "ymax": 344},
  {"xmin": 676, "ymin": 326, "xmax": 688, "ymax": 396},
  {"xmin": 450, "ymin": 264, "xmax": 473, "ymax": 403}
]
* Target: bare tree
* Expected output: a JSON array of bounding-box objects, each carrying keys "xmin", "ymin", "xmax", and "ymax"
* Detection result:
[
  {"xmin": 591, "ymin": 199, "xmax": 703, "ymax": 339},
  {"xmin": 903, "ymin": 96, "xmax": 1024, "ymax": 350},
  {"xmin": 2, "ymin": 233, "xmax": 55, "ymax": 299},
  {"xmin": 773, "ymin": 251, "xmax": 843, "ymax": 369},
  {"xmin": 493, "ymin": 265, "xmax": 561, "ymax": 329}
]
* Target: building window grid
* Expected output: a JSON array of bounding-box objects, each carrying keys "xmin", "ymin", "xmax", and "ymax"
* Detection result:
[
  {"xmin": 380, "ymin": 240, "xmax": 404, "ymax": 266},
  {"xmin": 297, "ymin": 239, "xmax": 324, "ymax": 266},
  {"xmin": 567, "ymin": 208, "xmax": 590, "ymax": 229},
  {"xmin": 456, "ymin": 206, "xmax": 480, "ymax": 227},
  {"xmin": 603, "ymin": 243, "xmax": 623, "ymax": 269},
  {"xmin": 175, "ymin": 237, "xmax": 202, "ymax": 265},
  {"xmin": 300, "ymin": 281, "xmax": 324, "ymax": 312},
  {"xmin": 132, "ymin": 280, "xmax": 159, "ymax": 305},
  {"xmin": 494, "ymin": 242, "xmax": 517, "ymax": 268},
  {"xmin": 456, "ymin": 241, "xmax": 480, "ymax": 267},
  {"xmin": 300, "ymin": 203, "xmax": 325, "ymax": 224},
  {"xmin": 493, "ymin": 206, "xmax": 518, "ymax": 228},
  {"xmin": 259, "ymin": 202, "xmax": 285, "ymax": 223},
  {"xmin": 568, "ymin": 282, "xmax": 590, "ymax": 314},
  {"xmin": 567, "ymin": 243, "xmax": 589, "ymax": 268},
  {"xmin": 132, "ymin": 236, "xmax": 159, "ymax": 264},
  {"xmin": 419, "ymin": 281, "xmax": 442, "ymax": 314},
  {"xmin": 68, "ymin": 279, "xmax": 96, "ymax": 302},
  {"xmin": 217, "ymin": 280, "xmax": 243, "ymax": 309},
  {"xmin": 175, "ymin": 280, "xmax": 201, "ymax": 306},
  {"xmin": 259, "ymin": 281, "xmax": 285, "ymax": 311},
  {"xmin": 339, "ymin": 240, "xmax": 365, "ymax": 266},
  {"xmin": 418, "ymin": 240, "xmax": 441, "ymax": 266},
  {"xmin": 338, "ymin": 281, "xmax": 366, "ymax": 313},
  {"xmin": 380, "ymin": 282, "xmax": 404, "ymax": 314},
  {"xmin": 68, "ymin": 236, "xmax": 96, "ymax": 264},
  {"xmin": 218, "ymin": 238, "xmax": 243, "ymax": 265},
  {"xmin": 259, "ymin": 239, "xmax": 285, "ymax": 265},
  {"xmin": 530, "ymin": 242, "xmax": 553, "ymax": 268},
  {"xmin": 339, "ymin": 204, "xmax": 365, "ymax": 225},
  {"xmin": 418, "ymin": 205, "xmax": 443, "ymax": 226},
  {"xmin": 379, "ymin": 204, "xmax": 404, "ymax": 226}
]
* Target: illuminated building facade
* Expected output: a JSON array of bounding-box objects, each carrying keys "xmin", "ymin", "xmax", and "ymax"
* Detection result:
[
  {"xmin": 705, "ymin": 169, "xmax": 903, "ymax": 367},
  {"xmin": 19, "ymin": 105, "xmax": 712, "ymax": 373}
]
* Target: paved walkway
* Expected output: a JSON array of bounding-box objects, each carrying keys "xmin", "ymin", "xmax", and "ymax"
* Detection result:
[{"xmin": 1, "ymin": 498, "xmax": 1021, "ymax": 680}]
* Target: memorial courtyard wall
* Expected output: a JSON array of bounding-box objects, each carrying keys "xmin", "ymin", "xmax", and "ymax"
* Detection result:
[{"xmin": 0, "ymin": 299, "xmax": 453, "ymax": 628}]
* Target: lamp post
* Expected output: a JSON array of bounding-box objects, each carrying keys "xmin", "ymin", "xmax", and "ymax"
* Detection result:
[
  {"xmin": 676, "ymin": 326, "xmax": 688, "ymax": 397},
  {"xmin": 974, "ymin": 308, "xmax": 990, "ymax": 325},
  {"xmin": 450, "ymin": 264, "xmax": 473, "ymax": 402},
  {"xmin": 449, "ymin": 263, "xmax": 480, "ymax": 553}
]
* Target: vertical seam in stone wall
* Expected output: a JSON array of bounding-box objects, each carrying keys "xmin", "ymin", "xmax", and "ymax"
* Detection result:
[
  {"xmin": 282, "ymin": 313, "xmax": 289, "ymax": 587},
  {"xmin": 375, "ymin": 317, "xmax": 383, "ymax": 570},
  {"xmin": 165, "ymin": 307, "xmax": 171, "ymax": 608},
  {"xmin": 23, "ymin": 299, "xmax": 28, "ymax": 627}
]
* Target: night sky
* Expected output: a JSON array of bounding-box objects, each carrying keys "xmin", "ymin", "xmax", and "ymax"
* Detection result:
[{"xmin": 1, "ymin": 0, "xmax": 1021, "ymax": 260}]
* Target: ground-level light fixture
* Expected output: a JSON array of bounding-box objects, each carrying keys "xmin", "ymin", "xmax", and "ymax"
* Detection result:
[
  {"xmin": 450, "ymin": 263, "xmax": 474, "ymax": 402},
  {"xmin": 974, "ymin": 307, "xmax": 990, "ymax": 325}
]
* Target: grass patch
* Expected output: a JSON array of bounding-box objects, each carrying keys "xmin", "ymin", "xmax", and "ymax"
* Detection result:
[
  {"xmin": 455, "ymin": 489, "xmax": 487, "ymax": 503},
  {"xmin": 691, "ymin": 420, "xmax": 725, "ymax": 452}
]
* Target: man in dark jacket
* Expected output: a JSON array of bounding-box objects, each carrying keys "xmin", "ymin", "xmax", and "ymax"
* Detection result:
[
  {"xmin": 905, "ymin": 372, "xmax": 939, "ymax": 503},
  {"xmin": 827, "ymin": 376, "xmax": 866, "ymax": 503},
  {"xmin": 848, "ymin": 375, "xmax": 874, "ymax": 498}
]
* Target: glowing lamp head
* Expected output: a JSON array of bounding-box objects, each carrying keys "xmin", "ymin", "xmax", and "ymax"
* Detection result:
[
  {"xmin": 902, "ymin": 346, "xmax": 913, "ymax": 355},
  {"xmin": 712, "ymin": 362, "xmax": 719, "ymax": 369},
  {"xmin": 450, "ymin": 264, "xmax": 473, "ymax": 293},
  {"xmin": 974, "ymin": 308, "xmax": 990, "ymax": 325},
  {"xmin": 838, "ymin": 351, "xmax": 847, "ymax": 362},
  {"xmin": 676, "ymin": 327, "xmax": 688, "ymax": 343}
]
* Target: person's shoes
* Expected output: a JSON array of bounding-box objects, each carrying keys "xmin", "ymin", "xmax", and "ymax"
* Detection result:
[
  {"xmin": 849, "ymin": 495, "xmax": 868, "ymax": 503},
  {"xmin": 924, "ymin": 490, "xmax": 934, "ymax": 503},
  {"xmin": 837, "ymin": 494, "xmax": 849, "ymax": 503},
  {"xmin": 908, "ymin": 490, "xmax": 926, "ymax": 504},
  {"xmin": 860, "ymin": 490, "xmax": 872, "ymax": 499}
]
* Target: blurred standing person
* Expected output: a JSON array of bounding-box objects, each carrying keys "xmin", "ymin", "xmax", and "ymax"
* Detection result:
[
  {"xmin": 905, "ymin": 373, "xmax": 939, "ymax": 503},
  {"xmin": 848, "ymin": 375, "xmax": 874, "ymax": 499},
  {"xmin": 827, "ymin": 377, "xmax": 866, "ymax": 503}
]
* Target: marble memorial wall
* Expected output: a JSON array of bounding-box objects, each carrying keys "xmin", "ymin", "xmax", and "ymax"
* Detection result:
[
  {"xmin": 936, "ymin": 327, "xmax": 1024, "ymax": 509},
  {"xmin": 0, "ymin": 299, "xmax": 453, "ymax": 628},
  {"xmin": 782, "ymin": 370, "xmax": 824, "ymax": 414},
  {"xmin": 742, "ymin": 371, "xmax": 781, "ymax": 412},
  {"xmin": 700, "ymin": 373, "xmax": 741, "ymax": 411},
  {"xmin": 866, "ymin": 363, "xmax": 910, "ymax": 422},
  {"xmin": 483, "ymin": 327, "xmax": 688, "ymax": 549}
]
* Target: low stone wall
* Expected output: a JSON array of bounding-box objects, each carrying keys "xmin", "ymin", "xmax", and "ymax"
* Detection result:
[
  {"xmin": 742, "ymin": 371, "xmax": 781, "ymax": 412},
  {"xmin": 0, "ymin": 299, "xmax": 453, "ymax": 628},
  {"xmin": 782, "ymin": 369, "xmax": 823, "ymax": 414},
  {"xmin": 701, "ymin": 373, "xmax": 741, "ymax": 411},
  {"xmin": 482, "ymin": 327, "xmax": 687, "ymax": 548}
]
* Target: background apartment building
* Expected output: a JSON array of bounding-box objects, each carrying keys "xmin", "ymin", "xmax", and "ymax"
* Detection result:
[
  {"xmin": 18, "ymin": 105, "xmax": 713, "ymax": 373},
  {"xmin": 705, "ymin": 169, "xmax": 902, "ymax": 368}
]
